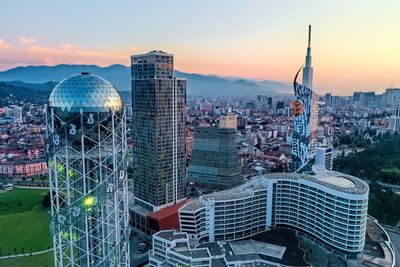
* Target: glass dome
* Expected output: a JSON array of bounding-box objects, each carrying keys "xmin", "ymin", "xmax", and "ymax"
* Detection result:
[{"xmin": 49, "ymin": 72, "xmax": 122, "ymax": 114}]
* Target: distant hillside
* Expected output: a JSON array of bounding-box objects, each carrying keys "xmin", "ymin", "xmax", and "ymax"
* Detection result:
[
  {"xmin": 0, "ymin": 64, "xmax": 291, "ymax": 96},
  {"xmin": 0, "ymin": 82, "xmax": 49, "ymax": 105},
  {"xmin": 2, "ymin": 81, "xmax": 58, "ymax": 91}
]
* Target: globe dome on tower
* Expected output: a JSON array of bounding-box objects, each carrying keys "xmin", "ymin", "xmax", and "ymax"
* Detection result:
[{"xmin": 49, "ymin": 72, "xmax": 122, "ymax": 114}]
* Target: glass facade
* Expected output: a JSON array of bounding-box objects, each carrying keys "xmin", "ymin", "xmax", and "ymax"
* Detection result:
[
  {"xmin": 291, "ymin": 83, "xmax": 318, "ymax": 172},
  {"xmin": 131, "ymin": 51, "xmax": 186, "ymax": 208},
  {"xmin": 49, "ymin": 72, "xmax": 122, "ymax": 115},
  {"xmin": 188, "ymin": 127, "xmax": 242, "ymax": 191}
]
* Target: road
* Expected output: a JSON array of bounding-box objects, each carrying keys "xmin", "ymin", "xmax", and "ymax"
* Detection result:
[
  {"xmin": 130, "ymin": 236, "xmax": 149, "ymax": 266},
  {"xmin": 0, "ymin": 248, "xmax": 53, "ymax": 260},
  {"xmin": 377, "ymin": 181, "xmax": 400, "ymax": 193}
]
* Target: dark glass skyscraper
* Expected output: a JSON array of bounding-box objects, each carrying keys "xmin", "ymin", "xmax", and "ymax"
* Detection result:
[
  {"xmin": 188, "ymin": 127, "xmax": 242, "ymax": 192},
  {"xmin": 131, "ymin": 51, "xmax": 186, "ymax": 210}
]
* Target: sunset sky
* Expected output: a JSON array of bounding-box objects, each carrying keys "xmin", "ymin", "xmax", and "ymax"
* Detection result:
[{"xmin": 1, "ymin": 0, "xmax": 400, "ymax": 95}]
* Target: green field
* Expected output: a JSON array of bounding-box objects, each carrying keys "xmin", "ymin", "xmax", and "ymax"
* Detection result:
[
  {"xmin": 0, "ymin": 188, "xmax": 53, "ymax": 264},
  {"xmin": 0, "ymin": 251, "xmax": 53, "ymax": 267},
  {"xmin": 0, "ymin": 188, "xmax": 49, "ymax": 215}
]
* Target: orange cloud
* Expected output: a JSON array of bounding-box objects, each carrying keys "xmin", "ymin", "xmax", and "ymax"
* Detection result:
[
  {"xmin": 0, "ymin": 38, "xmax": 11, "ymax": 49},
  {"xmin": 0, "ymin": 41, "xmax": 137, "ymax": 70},
  {"xmin": 19, "ymin": 36, "xmax": 37, "ymax": 45}
]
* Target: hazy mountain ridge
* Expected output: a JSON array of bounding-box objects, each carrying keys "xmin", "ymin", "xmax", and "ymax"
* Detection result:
[
  {"xmin": 0, "ymin": 82, "xmax": 50, "ymax": 104},
  {"xmin": 0, "ymin": 64, "xmax": 291, "ymax": 96},
  {"xmin": 3, "ymin": 81, "xmax": 58, "ymax": 91}
]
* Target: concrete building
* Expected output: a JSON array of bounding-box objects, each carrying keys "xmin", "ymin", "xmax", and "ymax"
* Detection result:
[
  {"xmin": 353, "ymin": 92, "xmax": 381, "ymax": 107},
  {"xmin": 325, "ymin": 93, "xmax": 332, "ymax": 105},
  {"xmin": 0, "ymin": 160, "xmax": 47, "ymax": 177},
  {"xmin": 5, "ymin": 106, "xmax": 23, "ymax": 123},
  {"xmin": 188, "ymin": 127, "xmax": 242, "ymax": 192},
  {"xmin": 384, "ymin": 88, "xmax": 400, "ymax": 107},
  {"xmin": 149, "ymin": 230, "xmax": 288, "ymax": 267},
  {"xmin": 276, "ymin": 101, "xmax": 285, "ymax": 115},
  {"xmin": 388, "ymin": 103, "xmax": 400, "ymax": 132},
  {"xmin": 47, "ymin": 73, "xmax": 130, "ymax": 266},
  {"xmin": 220, "ymin": 113, "xmax": 237, "ymax": 129},
  {"xmin": 179, "ymin": 169, "xmax": 369, "ymax": 258},
  {"xmin": 292, "ymin": 25, "xmax": 318, "ymax": 173},
  {"xmin": 315, "ymin": 146, "xmax": 334, "ymax": 171}
]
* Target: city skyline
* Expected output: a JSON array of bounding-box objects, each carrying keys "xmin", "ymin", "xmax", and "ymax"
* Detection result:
[
  {"xmin": 0, "ymin": 2, "xmax": 399, "ymax": 266},
  {"xmin": 1, "ymin": 0, "xmax": 400, "ymax": 95}
]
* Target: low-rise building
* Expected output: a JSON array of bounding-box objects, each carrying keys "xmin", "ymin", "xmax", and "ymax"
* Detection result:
[
  {"xmin": 220, "ymin": 113, "xmax": 237, "ymax": 129},
  {"xmin": 315, "ymin": 146, "xmax": 334, "ymax": 171},
  {"xmin": 0, "ymin": 159, "xmax": 47, "ymax": 178},
  {"xmin": 149, "ymin": 230, "xmax": 288, "ymax": 267}
]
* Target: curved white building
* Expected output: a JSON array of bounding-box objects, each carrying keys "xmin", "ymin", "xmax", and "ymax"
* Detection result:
[{"xmin": 179, "ymin": 170, "xmax": 369, "ymax": 257}]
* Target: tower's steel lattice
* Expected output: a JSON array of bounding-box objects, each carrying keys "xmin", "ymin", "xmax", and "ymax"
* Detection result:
[{"xmin": 46, "ymin": 106, "xmax": 129, "ymax": 267}]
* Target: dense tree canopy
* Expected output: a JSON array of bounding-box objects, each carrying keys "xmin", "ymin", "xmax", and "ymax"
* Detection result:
[
  {"xmin": 334, "ymin": 133, "xmax": 400, "ymax": 184},
  {"xmin": 333, "ymin": 133, "xmax": 400, "ymax": 226}
]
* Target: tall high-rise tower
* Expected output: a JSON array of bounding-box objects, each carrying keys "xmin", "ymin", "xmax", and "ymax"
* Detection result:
[
  {"xmin": 47, "ymin": 73, "xmax": 130, "ymax": 267},
  {"xmin": 131, "ymin": 51, "xmax": 186, "ymax": 211},
  {"xmin": 292, "ymin": 26, "xmax": 319, "ymax": 172}
]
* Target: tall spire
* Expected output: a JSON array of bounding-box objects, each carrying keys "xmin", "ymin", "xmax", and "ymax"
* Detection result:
[{"xmin": 302, "ymin": 25, "xmax": 313, "ymax": 89}]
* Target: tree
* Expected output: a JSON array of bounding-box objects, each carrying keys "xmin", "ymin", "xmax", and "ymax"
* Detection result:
[{"xmin": 42, "ymin": 192, "xmax": 51, "ymax": 207}]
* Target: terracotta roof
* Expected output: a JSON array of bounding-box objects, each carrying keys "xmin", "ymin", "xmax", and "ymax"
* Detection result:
[{"xmin": 148, "ymin": 199, "xmax": 189, "ymax": 220}]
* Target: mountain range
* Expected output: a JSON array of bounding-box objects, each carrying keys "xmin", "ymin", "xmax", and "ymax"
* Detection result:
[{"xmin": 0, "ymin": 64, "xmax": 291, "ymax": 96}]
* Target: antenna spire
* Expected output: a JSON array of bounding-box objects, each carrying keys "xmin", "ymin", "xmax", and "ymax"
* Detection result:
[{"xmin": 302, "ymin": 25, "xmax": 313, "ymax": 88}]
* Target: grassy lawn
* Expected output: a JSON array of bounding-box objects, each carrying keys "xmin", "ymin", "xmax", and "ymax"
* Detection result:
[
  {"xmin": 0, "ymin": 188, "xmax": 52, "ymax": 256},
  {"xmin": 0, "ymin": 251, "xmax": 53, "ymax": 267},
  {"xmin": 0, "ymin": 188, "xmax": 49, "ymax": 215}
]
